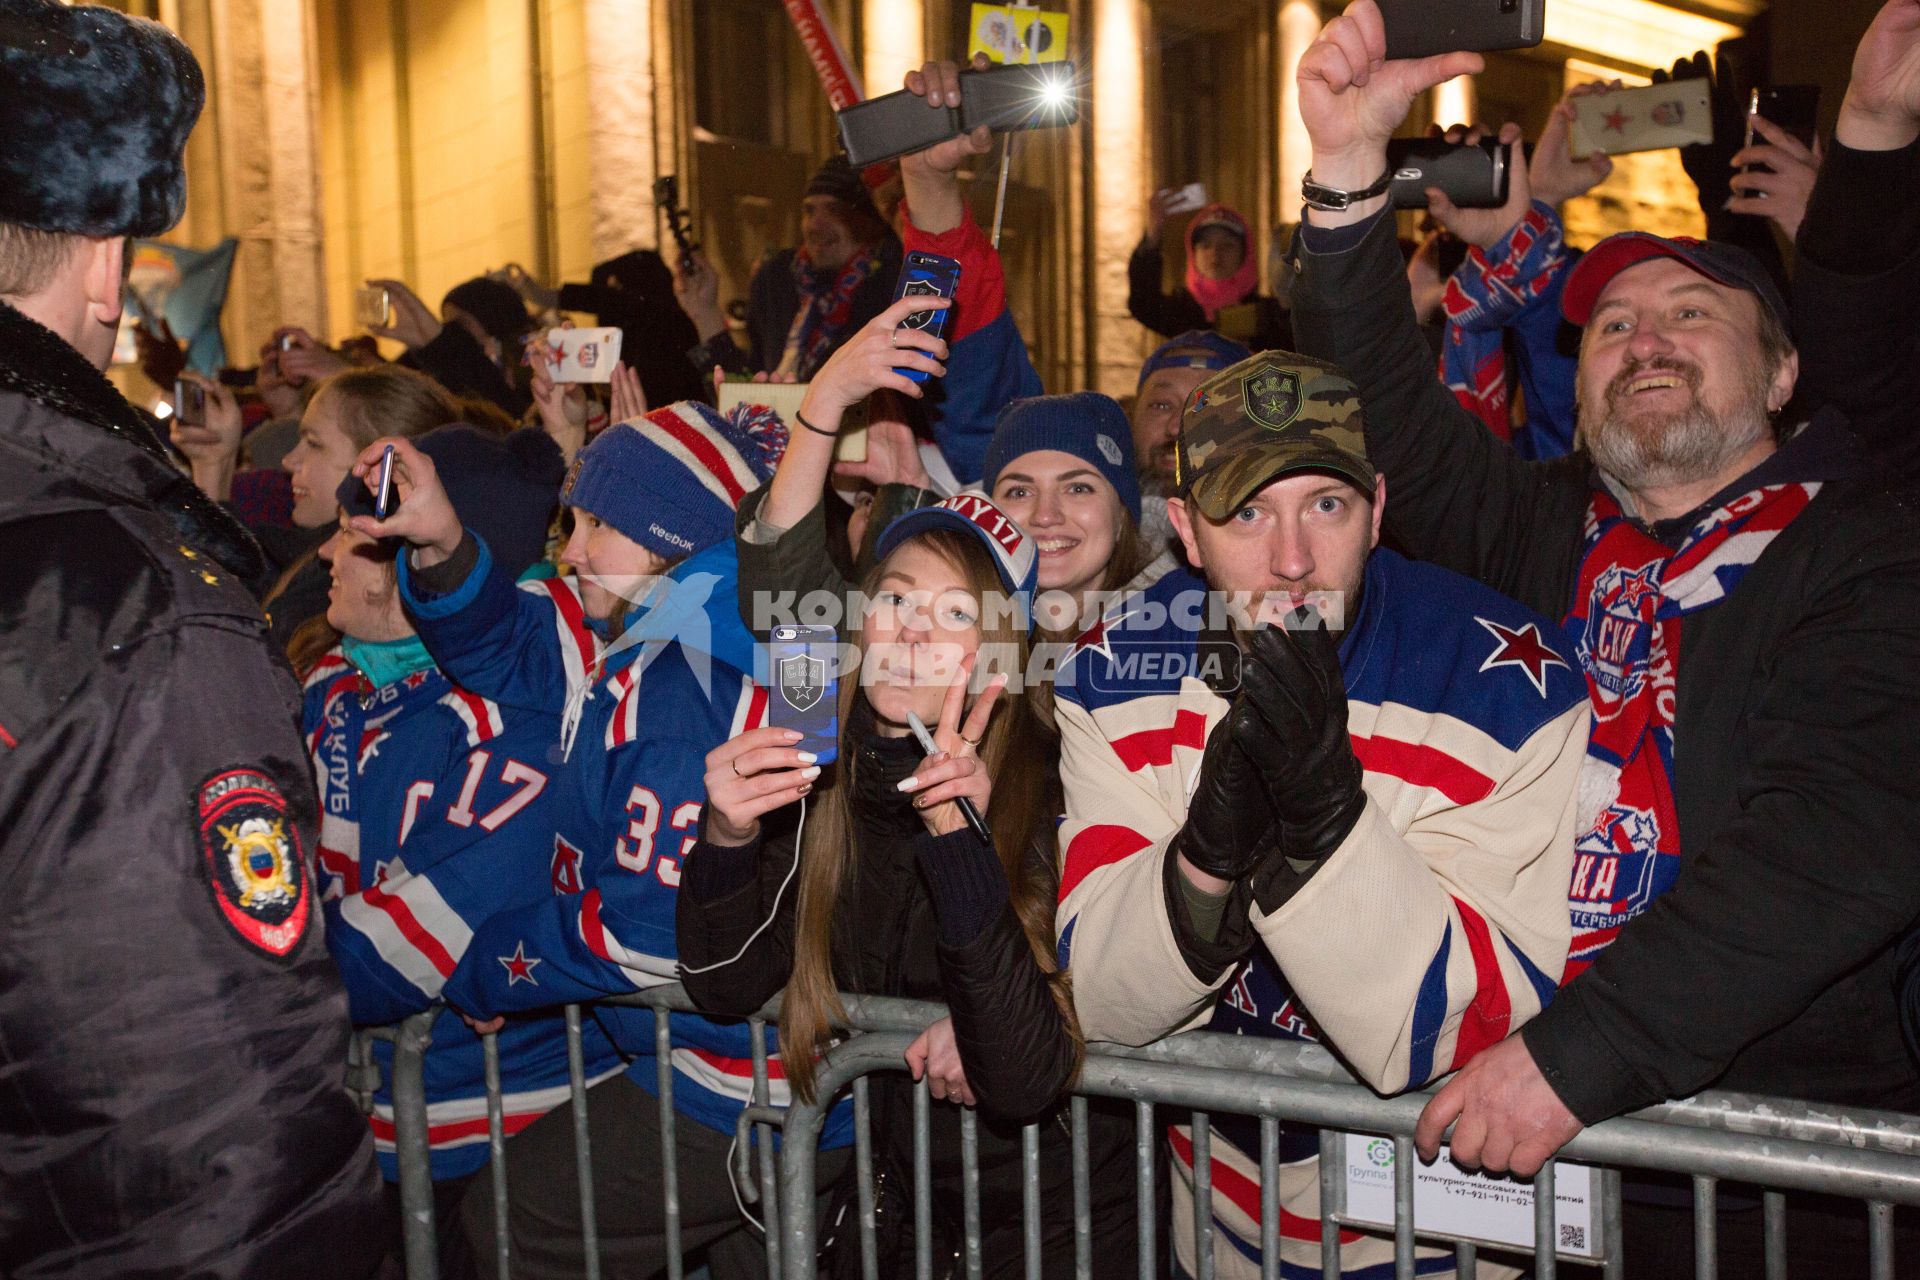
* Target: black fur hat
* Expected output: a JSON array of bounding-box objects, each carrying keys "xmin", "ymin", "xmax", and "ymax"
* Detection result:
[{"xmin": 0, "ymin": 0, "xmax": 204, "ymax": 237}]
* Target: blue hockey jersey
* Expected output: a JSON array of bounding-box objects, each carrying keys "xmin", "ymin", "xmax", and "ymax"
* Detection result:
[
  {"xmin": 399, "ymin": 534, "xmax": 848, "ymax": 1142},
  {"xmin": 303, "ymin": 649, "xmax": 625, "ymax": 1180}
]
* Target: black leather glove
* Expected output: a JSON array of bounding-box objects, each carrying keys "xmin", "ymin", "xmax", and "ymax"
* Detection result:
[
  {"xmin": 1174, "ymin": 698, "xmax": 1283, "ymax": 883},
  {"xmin": 1654, "ymin": 50, "xmax": 1746, "ymax": 217},
  {"xmin": 1239, "ymin": 614, "xmax": 1366, "ymax": 868}
]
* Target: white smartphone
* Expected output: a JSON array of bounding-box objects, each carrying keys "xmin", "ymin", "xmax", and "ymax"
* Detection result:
[
  {"xmin": 715, "ymin": 379, "xmax": 869, "ymax": 463},
  {"xmin": 1568, "ymin": 82, "xmax": 1715, "ymax": 157},
  {"xmin": 544, "ymin": 326, "xmax": 624, "ymax": 383},
  {"xmin": 1161, "ymin": 182, "xmax": 1209, "ymax": 215}
]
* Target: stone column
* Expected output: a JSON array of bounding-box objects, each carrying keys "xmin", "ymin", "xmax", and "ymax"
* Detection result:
[
  {"xmin": 199, "ymin": 0, "xmax": 328, "ymax": 350},
  {"xmin": 585, "ymin": 0, "xmax": 660, "ymax": 262},
  {"xmin": 1089, "ymin": 0, "xmax": 1147, "ymax": 397}
]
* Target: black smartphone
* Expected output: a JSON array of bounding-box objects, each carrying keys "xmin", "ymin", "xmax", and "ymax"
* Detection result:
[
  {"xmin": 173, "ymin": 378, "xmax": 206, "ymax": 427},
  {"xmin": 1378, "ymin": 0, "xmax": 1545, "ymax": 60},
  {"xmin": 1747, "ymin": 85, "xmax": 1821, "ymax": 150},
  {"xmin": 958, "ymin": 61, "xmax": 1079, "ymax": 134},
  {"xmin": 765, "ymin": 625, "xmax": 840, "ymax": 767},
  {"xmin": 1386, "ymin": 137, "xmax": 1511, "ymax": 209},
  {"xmin": 891, "ymin": 251, "xmax": 961, "ymax": 383},
  {"xmin": 837, "ymin": 61, "xmax": 1080, "ymax": 168}
]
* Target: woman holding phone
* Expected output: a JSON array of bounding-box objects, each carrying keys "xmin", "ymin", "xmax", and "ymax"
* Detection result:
[{"xmin": 680, "ymin": 495, "xmax": 1141, "ymax": 1277}]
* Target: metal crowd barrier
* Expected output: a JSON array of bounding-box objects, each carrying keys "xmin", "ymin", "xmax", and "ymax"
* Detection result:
[{"xmin": 356, "ymin": 986, "xmax": 1920, "ymax": 1280}]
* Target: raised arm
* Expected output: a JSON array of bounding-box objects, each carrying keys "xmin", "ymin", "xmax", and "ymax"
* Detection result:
[{"xmin": 1289, "ymin": 1, "xmax": 1588, "ymax": 614}]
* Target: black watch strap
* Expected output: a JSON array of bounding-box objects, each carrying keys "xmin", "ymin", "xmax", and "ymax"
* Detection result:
[{"xmin": 1301, "ymin": 167, "xmax": 1393, "ymax": 212}]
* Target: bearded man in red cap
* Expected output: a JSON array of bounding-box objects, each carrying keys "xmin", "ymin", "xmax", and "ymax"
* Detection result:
[{"xmin": 1285, "ymin": 0, "xmax": 1920, "ymax": 1259}]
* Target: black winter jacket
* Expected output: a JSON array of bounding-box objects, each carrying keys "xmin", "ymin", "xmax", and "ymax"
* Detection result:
[
  {"xmin": 0, "ymin": 301, "xmax": 382, "ymax": 1277},
  {"xmin": 1291, "ymin": 211, "xmax": 1920, "ymax": 1125},
  {"xmin": 400, "ymin": 321, "xmax": 532, "ymax": 418}
]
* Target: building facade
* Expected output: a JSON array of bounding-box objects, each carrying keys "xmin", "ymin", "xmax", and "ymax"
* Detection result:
[{"xmin": 112, "ymin": 0, "xmax": 1826, "ymax": 401}]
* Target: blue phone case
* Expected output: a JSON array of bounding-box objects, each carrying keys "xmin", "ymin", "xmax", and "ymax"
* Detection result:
[
  {"xmin": 765, "ymin": 626, "xmax": 839, "ymax": 766},
  {"xmin": 892, "ymin": 251, "xmax": 961, "ymax": 383}
]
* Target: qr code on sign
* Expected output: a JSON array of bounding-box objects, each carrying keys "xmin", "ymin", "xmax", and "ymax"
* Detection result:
[{"xmin": 1559, "ymin": 1223, "xmax": 1586, "ymax": 1251}]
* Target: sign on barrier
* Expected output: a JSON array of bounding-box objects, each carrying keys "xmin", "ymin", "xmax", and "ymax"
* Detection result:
[{"xmin": 1339, "ymin": 1132, "xmax": 1604, "ymax": 1261}]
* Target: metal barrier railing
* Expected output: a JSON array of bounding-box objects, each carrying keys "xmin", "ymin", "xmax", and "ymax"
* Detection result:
[{"xmin": 356, "ymin": 986, "xmax": 1920, "ymax": 1280}]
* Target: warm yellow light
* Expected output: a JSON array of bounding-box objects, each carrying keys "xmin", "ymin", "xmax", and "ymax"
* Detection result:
[
  {"xmin": 1277, "ymin": 0, "xmax": 1321, "ymax": 210},
  {"xmin": 1092, "ymin": 0, "xmax": 1145, "ymax": 395},
  {"xmin": 1544, "ymin": 0, "xmax": 1741, "ymax": 71},
  {"xmin": 1432, "ymin": 75, "xmax": 1476, "ymax": 130},
  {"xmin": 862, "ymin": 0, "xmax": 924, "ymax": 95}
]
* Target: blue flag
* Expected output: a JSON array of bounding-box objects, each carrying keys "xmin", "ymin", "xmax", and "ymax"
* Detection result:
[{"xmin": 125, "ymin": 238, "xmax": 238, "ymax": 374}]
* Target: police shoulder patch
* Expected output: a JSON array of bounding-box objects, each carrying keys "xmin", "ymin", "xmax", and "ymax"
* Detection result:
[{"xmin": 197, "ymin": 768, "xmax": 311, "ymax": 959}]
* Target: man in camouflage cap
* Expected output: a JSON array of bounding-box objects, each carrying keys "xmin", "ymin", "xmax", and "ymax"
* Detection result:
[{"xmin": 1054, "ymin": 348, "xmax": 1589, "ymax": 1277}]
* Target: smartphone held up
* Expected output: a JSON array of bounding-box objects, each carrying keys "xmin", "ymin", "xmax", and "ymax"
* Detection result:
[
  {"xmin": 173, "ymin": 378, "xmax": 206, "ymax": 428},
  {"xmin": 892, "ymin": 251, "xmax": 962, "ymax": 384},
  {"xmin": 837, "ymin": 60, "xmax": 1080, "ymax": 169},
  {"xmin": 354, "ymin": 285, "xmax": 391, "ymax": 330},
  {"xmin": 765, "ymin": 625, "xmax": 840, "ymax": 768}
]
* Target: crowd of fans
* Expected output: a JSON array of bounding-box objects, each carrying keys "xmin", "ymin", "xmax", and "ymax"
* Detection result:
[{"xmin": 3, "ymin": 0, "xmax": 1920, "ymax": 1276}]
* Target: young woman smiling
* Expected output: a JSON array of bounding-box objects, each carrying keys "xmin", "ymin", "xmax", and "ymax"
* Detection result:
[{"xmin": 681, "ymin": 495, "xmax": 1143, "ymax": 1278}]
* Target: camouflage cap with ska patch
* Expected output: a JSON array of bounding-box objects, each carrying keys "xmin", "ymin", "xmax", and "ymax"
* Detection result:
[{"xmin": 1174, "ymin": 351, "xmax": 1376, "ymax": 520}]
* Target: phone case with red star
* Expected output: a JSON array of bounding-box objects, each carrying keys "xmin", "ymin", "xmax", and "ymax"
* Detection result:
[{"xmin": 1569, "ymin": 82, "xmax": 1715, "ymax": 157}]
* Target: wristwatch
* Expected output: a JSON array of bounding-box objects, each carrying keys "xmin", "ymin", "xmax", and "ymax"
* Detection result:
[{"xmin": 1301, "ymin": 168, "xmax": 1393, "ymax": 212}]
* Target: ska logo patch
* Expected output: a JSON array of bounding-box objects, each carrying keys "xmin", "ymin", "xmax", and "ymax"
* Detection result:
[
  {"xmin": 1242, "ymin": 364, "xmax": 1302, "ymax": 432},
  {"xmin": 198, "ymin": 768, "xmax": 310, "ymax": 959}
]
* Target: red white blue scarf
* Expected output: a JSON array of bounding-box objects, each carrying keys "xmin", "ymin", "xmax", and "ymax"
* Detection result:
[
  {"xmin": 780, "ymin": 242, "xmax": 885, "ymax": 380},
  {"xmin": 1562, "ymin": 480, "xmax": 1819, "ymax": 977}
]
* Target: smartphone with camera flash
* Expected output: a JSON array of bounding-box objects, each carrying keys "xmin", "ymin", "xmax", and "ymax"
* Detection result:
[
  {"xmin": 836, "ymin": 61, "xmax": 1080, "ymax": 168},
  {"xmin": 765, "ymin": 625, "xmax": 839, "ymax": 767}
]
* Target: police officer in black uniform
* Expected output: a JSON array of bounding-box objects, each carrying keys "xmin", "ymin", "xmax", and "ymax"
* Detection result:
[{"xmin": 0, "ymin": 2, "xmax": 381, "ymax": 1274}]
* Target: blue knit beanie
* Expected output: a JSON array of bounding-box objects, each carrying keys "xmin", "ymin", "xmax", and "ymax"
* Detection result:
[
  {"xmin": 980, "ymin": 392, "xmax": 1141, "ymax": 521},
  {"xmin": 563, "ymin": 401, "xmax": 786, "ymax": 563}
]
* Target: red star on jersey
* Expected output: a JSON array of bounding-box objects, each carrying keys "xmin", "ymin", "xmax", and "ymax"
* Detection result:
[
  {"xmin": 1064, "ymin": 604, "xmax": 1134, "ymax": 667},
  {"xmin": 1603, "ymin": 107, "xmax": 1630, "ymax": 133},
  {"xmin": 499, "ymin": 942, "xmax": 541, "ymax": 986},
  {"xmin": 403, "ymin": 671, "xmax": 431, "ymax": 690},
  {"xmin": 1610, "ymin": 563, "xmax": 1662, "ymax": 612},
  {"xmin": 1476, "ymin": 617, "xmax": 1570, "ymax": 697}
]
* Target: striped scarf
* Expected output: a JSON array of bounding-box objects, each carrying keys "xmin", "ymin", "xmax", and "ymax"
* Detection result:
[
  {"xmin": 1562, "ymin": 480, "xmax": 1819, "ymax": 977},
  {"xmin": 779, "ymin": 242, "xmax": 885, "ymax": 379}
]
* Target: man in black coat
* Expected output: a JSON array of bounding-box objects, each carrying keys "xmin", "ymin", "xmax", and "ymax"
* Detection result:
[
  {"xmin": 0, "ymin": 3, "xmax": 380, "ymax": 1275},
  {"xmin": 1287, "ymin": 0, "xmax": 1920, "ymax": 1190},
  {"xmin": 681, "ymin": 155, "xmax": 904, "ymax": 379}
]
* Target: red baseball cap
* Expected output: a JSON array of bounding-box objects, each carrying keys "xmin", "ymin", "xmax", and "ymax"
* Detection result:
[{"xmin": 1562, "ymin": 233, "xmax": 1789, "ymax": 330}]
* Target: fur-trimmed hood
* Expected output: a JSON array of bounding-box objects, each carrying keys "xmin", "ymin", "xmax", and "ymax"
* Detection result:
[{"xmin": 0, "ymin": 299, "xmax": 268, "ymax": 588}]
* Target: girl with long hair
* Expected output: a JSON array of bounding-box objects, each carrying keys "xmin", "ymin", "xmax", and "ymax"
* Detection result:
[
  {"xmin": 176, "ymin": 363, "xmax": 461, "ymax": 653},
  {"xmin": 679, "ymin": 495, "xmax": 1142, "ymax": 1277}
]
